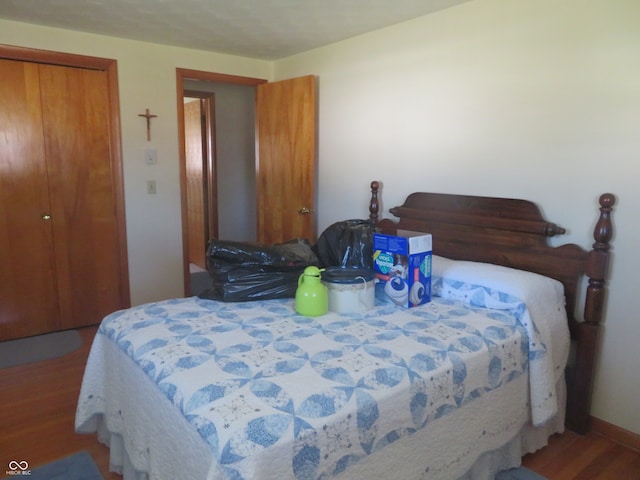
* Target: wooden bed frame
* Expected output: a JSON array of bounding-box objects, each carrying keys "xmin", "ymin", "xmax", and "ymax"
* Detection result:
[{"xmin": 367, "ymin": 180, "xmax": 615, "ymax": 435}]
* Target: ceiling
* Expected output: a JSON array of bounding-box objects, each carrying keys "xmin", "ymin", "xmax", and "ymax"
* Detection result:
[{"xmin": 0, "ymin": 0, "xmax": 470, "ymax": 60}]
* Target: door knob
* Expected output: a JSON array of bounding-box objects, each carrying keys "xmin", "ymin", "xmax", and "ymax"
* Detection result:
[
  {"xmin": 298, "ymin": 207, "xmax": 311, "ymax": 215},
  {"xmin": 41, "ymin": 214, "xmax": 52, "ymax": 220}
]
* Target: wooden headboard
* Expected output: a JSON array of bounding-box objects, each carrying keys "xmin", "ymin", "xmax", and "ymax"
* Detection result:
[{"xmin": 367, "ymin": 180, "xmax": 615, "ymax": 434}]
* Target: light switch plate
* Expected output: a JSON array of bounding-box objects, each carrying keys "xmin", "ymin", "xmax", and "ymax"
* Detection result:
[{"xmin": 144, "ymin": 149, "xmax": 158, "ymax": 165}]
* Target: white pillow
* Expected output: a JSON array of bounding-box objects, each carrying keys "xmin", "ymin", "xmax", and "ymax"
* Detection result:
[{"xmin": 431, "ymin": 254, "xmax": 570, "ymax": 426}]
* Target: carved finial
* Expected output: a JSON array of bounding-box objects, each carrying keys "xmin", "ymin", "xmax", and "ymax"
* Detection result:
[
  {"xmin": 369, "ymin": 181, "xmax": 380, "ymax": 224},
  {"xmin": 593, "ymin": 193, "xmax": 615, "ymax": 251}
]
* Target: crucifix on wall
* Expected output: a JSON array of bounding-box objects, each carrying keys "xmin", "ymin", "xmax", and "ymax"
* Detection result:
[{"xmin": 138, "ymin": 108, "xmax": 158, "ymax": 141}]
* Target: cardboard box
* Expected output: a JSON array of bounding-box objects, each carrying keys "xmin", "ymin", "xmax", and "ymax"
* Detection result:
[{"xmin": 373, "ymin": 233, "xmax": 432, "ymax": 307}]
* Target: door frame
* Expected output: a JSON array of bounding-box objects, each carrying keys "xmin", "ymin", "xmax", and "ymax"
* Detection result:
[
  {"xmin": 176, "ymin": 68, "xmax": 267, "ymax": 295},
  {"xmin": 0, "ymin": 43, "xmax": 131, "ymax": 306}
]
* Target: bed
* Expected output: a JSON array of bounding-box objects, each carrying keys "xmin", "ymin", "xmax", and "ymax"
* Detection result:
[{"xmin": 75, "ymin": 181, "xmax": 615, "ymax": 480}]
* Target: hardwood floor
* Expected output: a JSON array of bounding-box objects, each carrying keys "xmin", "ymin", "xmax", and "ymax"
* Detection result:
[
  {"xmin": 523, "ymin": 430, "xmax": 640, "ymax": 479},
  {"xmin": 0, "ymin": 326, "xmax": 120, "ymax": 480},
  {"xmin": 1, "ymin": 325, "xmax": 638, "ymax": 479}
]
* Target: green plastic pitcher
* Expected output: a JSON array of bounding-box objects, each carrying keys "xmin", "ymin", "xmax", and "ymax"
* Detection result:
[{"xmin": 295, "ymin": 266, "xmax": 328, "ymax": 316}]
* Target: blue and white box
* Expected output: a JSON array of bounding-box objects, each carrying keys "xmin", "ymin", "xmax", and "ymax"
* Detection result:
[{"xmin": 373, "ymin": 232, "xmax": 432, "ymax": 307}]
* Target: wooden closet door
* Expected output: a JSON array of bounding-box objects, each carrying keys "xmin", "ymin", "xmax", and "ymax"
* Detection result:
[
  {"xmin": 0, "ymin": 60, "xmax": 61, "ymax": 340},
  {"xmin": 38, "ymin": 64, "xmax": 124, "ymax": 329}
]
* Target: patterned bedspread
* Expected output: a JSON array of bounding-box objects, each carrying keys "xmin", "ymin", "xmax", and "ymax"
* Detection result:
[
  {"xmin": 84, "ymin": 282, "xmax": 548, "ymax": 480},
  {"xmin": 76, "ymin": 257, "xmax": 570, "ymax": 479}
]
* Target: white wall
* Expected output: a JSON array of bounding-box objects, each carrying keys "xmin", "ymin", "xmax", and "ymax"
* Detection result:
[
  {"xmin": 213, "ymin": 84, "xmax": 257, "ymax": 242},
  {"xmin": 183, "ymin": 80, "xmax": 257, "ymax": 242},
  {"xmin": 275, "ymin": 0, "xmax": 640, "ymax": 435},
  {"xmin": 0, "ymin": 19, "xmax": 272, "ymax": 305}
]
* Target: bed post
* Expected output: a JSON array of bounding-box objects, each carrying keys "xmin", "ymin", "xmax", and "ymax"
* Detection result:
[
  {"xmin": 369, "ymin": 181, "xmax": 380, "ymax": 225},
  {"xmin": 567, "ymin": 193, "xmax": 615, "ymax": 434}
]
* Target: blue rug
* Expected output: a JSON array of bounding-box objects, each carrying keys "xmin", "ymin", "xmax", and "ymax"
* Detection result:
[
  {"xmin": 7, "ymin": 452, "xmax": 542, "ymax": 480},
  {"xmin": 496, "ymin": 466, "xmax": 547, "ymax": 479},
  {"xmin": 0, "ymin": 329, "xmax": 83, "ymax": 368},
  {"xmin": 15, "ymin": 451, "xmax": 104, "ymax": 480}
]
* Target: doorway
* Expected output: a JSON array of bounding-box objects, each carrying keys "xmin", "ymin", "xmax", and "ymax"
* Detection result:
[
  {"xmin": 176, "ymin": 69, "xmax": 267, "ymax": 295},
  {"xmin": 176, "ymin": 70, "xmax": 318, "ymax": 296}
]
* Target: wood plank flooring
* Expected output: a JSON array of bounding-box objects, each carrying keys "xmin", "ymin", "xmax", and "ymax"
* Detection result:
[
  {"xmin": 1, "ymin": 325, "xmax": 638, "ymax": 479},
  {"xmin": 523, "ymin": 430, "xmax": 640, "ymax": 479},
  {"xmin": 0, "ymin": 326, "xmax": 120, "ymax": 480}
]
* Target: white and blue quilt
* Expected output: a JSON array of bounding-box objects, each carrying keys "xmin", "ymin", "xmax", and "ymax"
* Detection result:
[
  {"xmin": 76, "ymin": 257, "xmax": 569, "ymax": 480},
  {"xmin": 84, "ymin": 266, "xmax": 562, "ymax": 480}
]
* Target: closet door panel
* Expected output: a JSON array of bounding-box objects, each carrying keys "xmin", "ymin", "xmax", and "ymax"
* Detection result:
[
  {"xmin": 0, "ymin": 60, "xmax": 60, "ymax": 340},
  {"xmin": 38, "ymin": 64, "xmax": 123, "ymax": 328}
]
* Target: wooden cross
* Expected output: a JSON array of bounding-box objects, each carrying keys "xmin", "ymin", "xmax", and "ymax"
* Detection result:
[{"xmin": 138, "ymin": 108, "xmax": 157, "ymax": 141}]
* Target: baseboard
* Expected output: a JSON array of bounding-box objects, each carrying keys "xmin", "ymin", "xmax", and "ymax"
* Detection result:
[{"xmin": 591, "ymin": 416, "xmax": 640, "ymax": 453}]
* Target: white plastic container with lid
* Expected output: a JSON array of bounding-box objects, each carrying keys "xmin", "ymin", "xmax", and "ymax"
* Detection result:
[{"xmin": 321, "ymin": 266, "xmax": 375, "ymax": 314}]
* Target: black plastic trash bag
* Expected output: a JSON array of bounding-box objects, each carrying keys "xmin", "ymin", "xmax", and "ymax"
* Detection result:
[
  {"xmin": 200, "ymin": 267, "xmax": 304, "ymax": 302},
  {"xmin": 198, "ymin": 238, "xmax": 318, "ymax": 302},
  {"xmin": 312, "ymin": 219, "xmax": 375, "ymax": 269},
  {"xmin": 205, "ymin": 238, "xmax": 318, "ymax": 270}
]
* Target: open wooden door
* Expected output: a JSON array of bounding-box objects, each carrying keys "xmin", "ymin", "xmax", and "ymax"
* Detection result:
[
  {"xmin": 256, "ymin": 75, "xmax": 316, "ymax": 244},
  {"xmin": 184, "ymin": 93, "xmax": 217, "ymax": 270}
]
